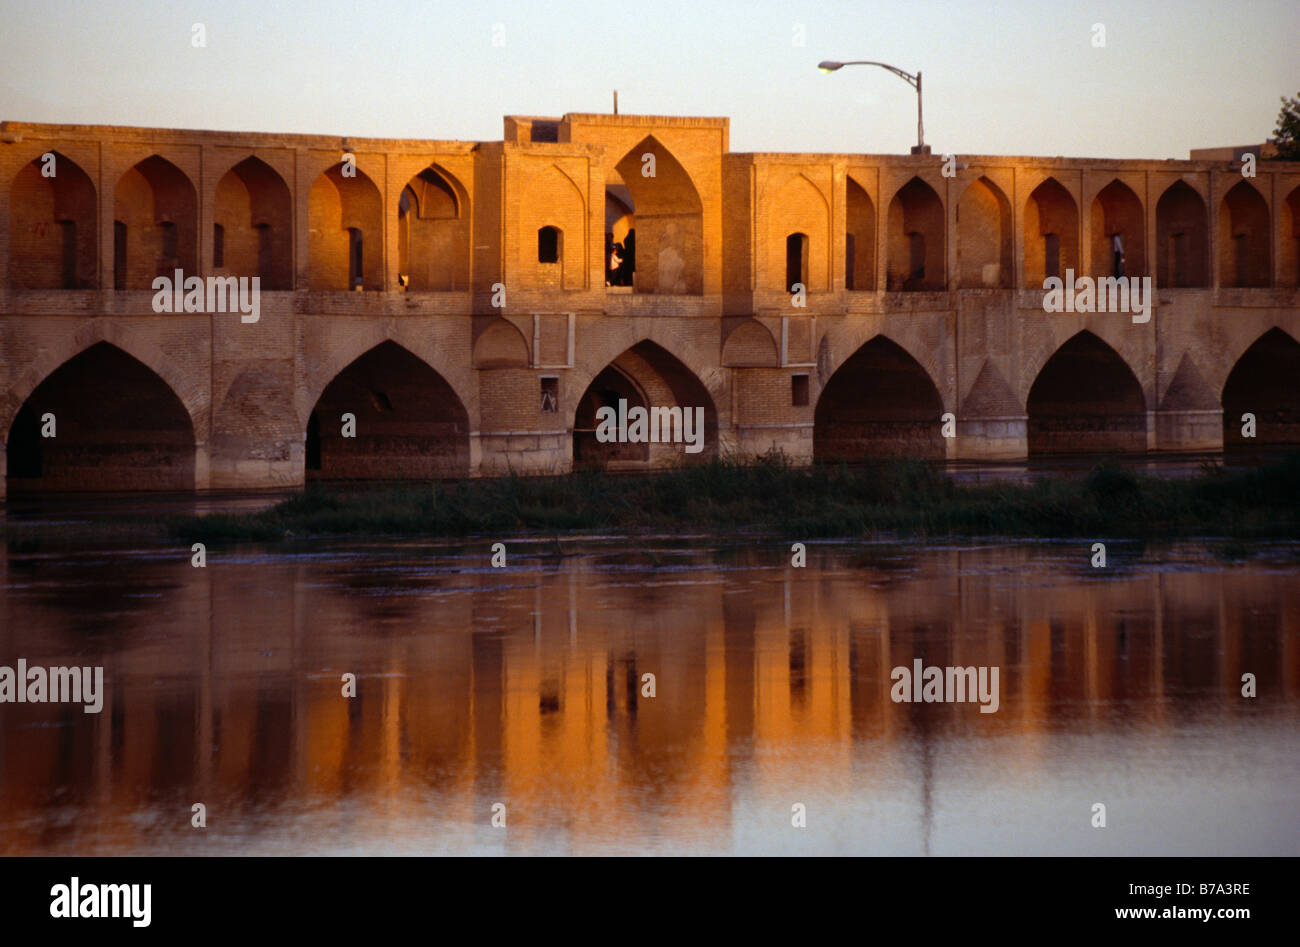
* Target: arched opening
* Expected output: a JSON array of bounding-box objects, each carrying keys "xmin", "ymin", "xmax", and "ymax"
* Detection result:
[
  {"xmin": 1218, "ymin": 181, "xmax": 1271, "ymax": 288},
  {"xmin": 846, "ymin": 176, "xmax": 875, "ymax": 291},
  {"xmin": 213, "ymin": 156, "xmax": 293, "ymax": 289},
  {"xmin": 5, "ymin": 342, "xmax": 195, "ymax": 492},
  {"xmin": 307, "ymin": 341, "xmax": 469, "ymax": 479},
  {"xmin": 1027, "ymin": 332, "xmax": 1146, "ymax": 454},
  {"xmin": 786, "ymin": 232, "xmax": 808, "ymax": 292},
  {"xmin": 538, "ymin": 226, "xmax": 561, "ymax": 264},
  {"xmin": 957, "ymin": 176, "xmax": 1012, "ymax": 288},
  {"xmin": 572, "ymin": 341, "xmax": 717, "ymax": 469},
  {"xmin": 1090, "ymin": 179, "xmax": 1146, "ymax": 278},
  {"xmin": 604, "ymin": 183, "xmax": 635, "ymax": 287},
  {"xmin": 113, "ymin": 155, "xmax": 197, "ymax": 289},
  {"xmin": 398, "ymin": 166, "xmax": 468, "ymax": 291},
  {"xmin": 613, "ymin": 137, "xmax": 704, "ymax": 294},
  {"xmin": 308, "ymin": 162, "xmax": 383, "ymax": 290},
  {"xmin": 1222, "ymin": 329, "xmax": 1300, "ymax": 448},
  {"xmin": 813, "ymin": 336, "xmax": 944, "ymax": 460},
  {"xmin": 887, "ymin": 177, "xmax": 944, "ymax": 290},
  {"xmin": 1025, "ymin": 178, "xmax": 1079, "ymax": 287},
  {"xmin": 1156, "ymin": 181, "xmax": 1209, "ymax": 287},
  {"xmin": 9, "ymin": 151, "xmax": 97, "ymax": 289},
  {"xmin": 1281, "ymin": 186, "xmax": 1300, "ymax": 288}
]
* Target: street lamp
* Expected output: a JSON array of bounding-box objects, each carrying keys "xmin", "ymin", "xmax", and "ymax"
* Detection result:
[{"xmin": 818, "ymin": 60, "xmax": 927, "ymax": 154}]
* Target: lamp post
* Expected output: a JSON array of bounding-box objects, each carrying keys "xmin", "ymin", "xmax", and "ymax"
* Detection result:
[{"xmin": 818, "ymin": 60, "xmax": 927, "ymax": 154}]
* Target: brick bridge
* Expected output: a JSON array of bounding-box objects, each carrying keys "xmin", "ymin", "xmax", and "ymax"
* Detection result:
[{"xmin": 1, "ymin": 112, "xmax": 1298, "ymax": 496}]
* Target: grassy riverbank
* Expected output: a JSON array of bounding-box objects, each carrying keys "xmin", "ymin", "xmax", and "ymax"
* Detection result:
[{"xmin": 149, "ymin": 452, "xmax": 1300, "ymax": 544}]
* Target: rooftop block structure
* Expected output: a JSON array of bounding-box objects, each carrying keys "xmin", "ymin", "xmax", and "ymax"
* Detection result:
[{"xmin": 1, "ymin": 112, "xmax": 1299, "ymax": 494}]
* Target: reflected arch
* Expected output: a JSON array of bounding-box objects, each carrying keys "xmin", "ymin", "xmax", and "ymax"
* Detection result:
[
  {"xmin": 813, "ymin": 335, "xmax": 945, "ymax": 460},
  {"xmin": 5, "ymin": 342, "xmax": 196, "ymax": 492},
  {"xmin": 1026, "ymin": 331, "xmax": 1146, "ymax": 454},
  {"xmin": 1222, "ymin": 328, "xmax": 1300, "ymax": 448},
  {"xmin": 305, "ymin": 341, "xmax": 470, "ymax": 479}
]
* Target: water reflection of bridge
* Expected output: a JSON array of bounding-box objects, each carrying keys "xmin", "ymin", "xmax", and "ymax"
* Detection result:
[{"xmin": 0, "ymin": 543, "xmax": 1295, "ymax": 853}]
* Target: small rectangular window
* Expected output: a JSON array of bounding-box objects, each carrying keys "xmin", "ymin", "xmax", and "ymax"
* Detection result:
[
  {"xmin": 792, "ymin": 374, "xmax": 810, "ymax": 407},
  {"xmin": 540, "ymin": 376, "xmax": 559, "ymax": 413},
  {"xmin": 213, "ymin": 223, "xmax": 225, "ymax": 268}
]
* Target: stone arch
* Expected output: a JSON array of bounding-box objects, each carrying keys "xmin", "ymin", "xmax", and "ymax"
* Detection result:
[
  {"xmin": 299, "ymin": 322, "xmax": 475, "ymax": 429},
  {"xmin": 846, "ymin": 175, "xmax": 875, "ymax": 291},
  {"xmin": 1218, "ymin": 180, "xmax": 1271, "ymax": 287},
  {"xmin": 572, "ymin": 339, "xmax": 719, "ymax": 469},
  {"xmin": 473, "ymin": 318, "xmax": 530, "ymax": 369},
  {"xmin": 1156, "ymin": 180, "xmax": 1209, "ymax": 287},
  {"xmin": 1090, "ymin": 179, "xmax": 1146, "ymax": 278},
  {"xmin": 398, "ymin": 164, "xmax": 470, "ymax": 291},
  {"xmin": 9, "ymin": 150, "xmax": 98, "ymax": 289},
  {"xmin": 113, "ymin": 155, "xmax": 198, "ymax": 289},
  {"xmin": 214, "ymin": 156, "xmax": 293, "ymax": 289},
  {"xmin": 1026, "ymin": 330, "xmax": 1147, "ymax": 454},
  {"xmin": 770, "ymin": 173, "xmax": 831, "ymax": 292},
  {"xmin": 305, "ymin": 340, "xmax": 471, "ymax": 479},
  {"xmin": 814, "ymin": 335, "xmax": 945, "ymax": 460},
  {"xmin": 1024, "ymin": 177, "xmax": 1079, "ymax": 288},
  {"xmin": 1281, "ymin": 185, "xmax": 1300, "ymax": 287},
  {"xmin": 722, "ymin": 320, "xmax": 779, "ymax": 367},
  {"xmin": 614, "ymin": 135, "xmax": 704, "ymax": 294},
  {"xmin": 5, "ymin": 341, "xmax": 196, "ymax": 491},
  {"xmin": 308, "ymin": 161, "xmax": 383, "ymax": 290},
  {"xmin": 1222, "ymin": 328, "xmax": 1300, "ymax": 447},
  {"xmin": 957, "ymin": 176, "xmax": 1012, "ymax": 288},
  {"xmin": 887, "ymin": 177, "xmax": 945, "ymax": 290},
  {"xmin": 0, "ymin": 320, "xmax": 207, "ymax": 443}
]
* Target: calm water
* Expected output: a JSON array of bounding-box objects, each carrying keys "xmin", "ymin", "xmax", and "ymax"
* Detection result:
[{"xmin": 0, "ymin": 533, "xmax": 1297, "ymax": 856}]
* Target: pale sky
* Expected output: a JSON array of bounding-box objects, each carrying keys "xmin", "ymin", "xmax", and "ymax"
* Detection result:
[{"xmin": 1, "ymin": 0, "xmax": 1297, "ymax": 159}]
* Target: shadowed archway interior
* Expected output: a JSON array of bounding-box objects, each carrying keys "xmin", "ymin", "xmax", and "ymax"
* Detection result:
[
  {"xmin": 1026, "ymin": 331, "xmax": 1146, "ymax": 455},
  {"xmin": 306, "ymin": 341, "xmax": 470, "ymax": 479},
  {"xmin": 5, "ymin": 342, "xmax": 195, "ymax": 491}
]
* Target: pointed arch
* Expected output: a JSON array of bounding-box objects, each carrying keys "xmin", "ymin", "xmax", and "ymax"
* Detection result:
[
  {"xmin": 572, "ymin": 339, "xmax": 717, "ymax": 469},
  {"xmin": 1156, "ymin": 180, "xmax": 1209, "ymax": 288},
  {"xmin": 113, "ymin": 155, "xmax": 198, "ymax": 289},
  {"xmin": 1027, "ymin": 331, "xmax": 1146, "ymax": 454},
  {"xmin": 473, "ymin": 318, "xmax": 530, "ymax": 369},
  {"xmin": 9, "ymin": 150, "xmax": 98, "ymax": 289},
  {"xmin": 305, "ymin": 340, "xmax": 470, "ymax": 479},
  {"xmin": 814, "ymin": 334, "xmax": 945, "ymax": 460},
  {"xmin": 1024, "ymin": 177, "xmax": 1079, "ymax": 288},
  {"xmin": 308, "ymin": 161, "xmax": 383, "ymax": 290},
  {"xmin": 887, "ymin": 176, "xmax": 945, "ymax": 291},
  {"xmin": 722, "ymin": 319, "xmax": 779, "ymax": 367},
  {"xmin": 1090, "ymin": 179, "xmax": 1146, "ymax": 278},
  {"xmin": 1219, "ymin": 180, "xmax": 1271, "ymax": 287},
  {"xmin": 957, "ymin": 176, "xmax": 1012, "ymax": 288},
  {"xmin": 398, "ymin": 164, "xmax": 470, "ymax": 291},
  {"xmin": 1222, "ymin": 328, "xmax": 1300, "ymax": 447},
  {"xmin": 1281, "ymin": 185, "xmax": 1300, "ymax": 287},
  {"xmin": 214, "ymin": 156, "xmax": 292, "ymax": 289},
  {"xmin": 5, "ymin": 342, "xmax": 196, "ymax": 491},
  {"xmin": 613, "ymin": 136, "xmax": 703, "ymax": 294},
  {"xmin": 846, "ymin": 175, "xmax": 876, "ymax": 291}
]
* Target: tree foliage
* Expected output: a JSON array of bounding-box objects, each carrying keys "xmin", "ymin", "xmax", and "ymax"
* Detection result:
[{"xmin": 1271, "ymin": 92, "xmax": 1300, "ymax": 160}]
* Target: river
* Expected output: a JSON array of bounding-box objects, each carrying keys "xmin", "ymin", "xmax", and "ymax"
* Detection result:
[{"xmin": 1, "ymin": 527, "xmax": 1296, "ymax": 855}]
